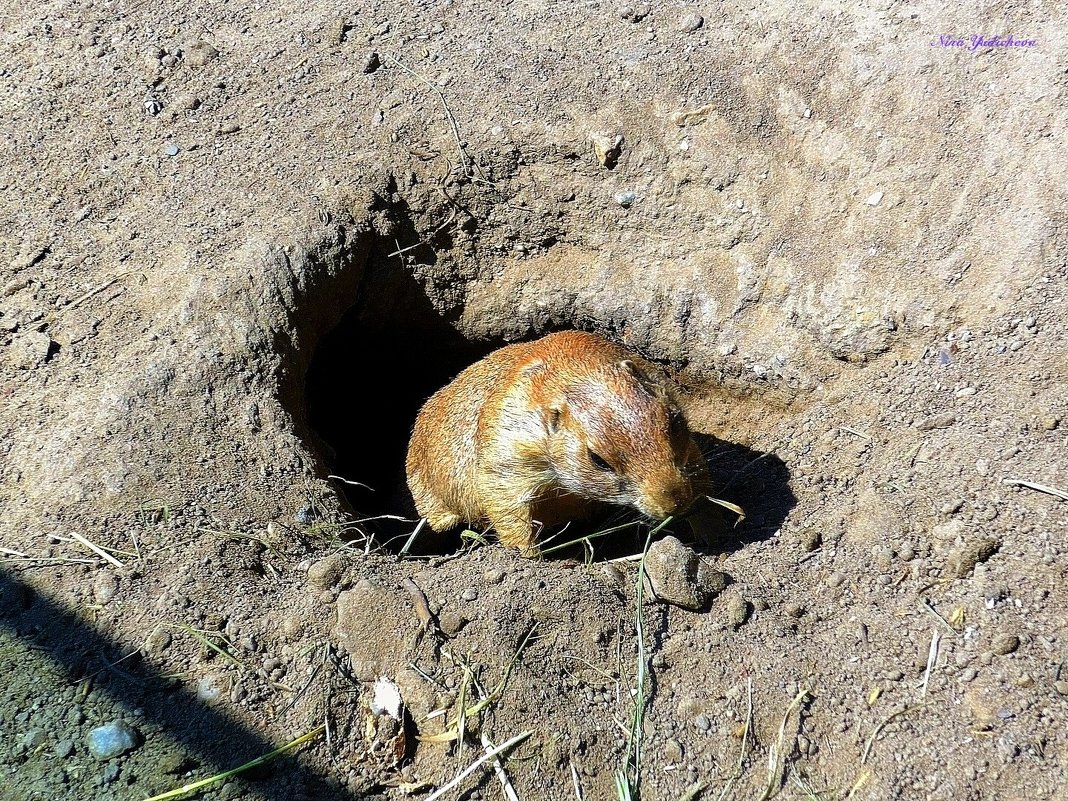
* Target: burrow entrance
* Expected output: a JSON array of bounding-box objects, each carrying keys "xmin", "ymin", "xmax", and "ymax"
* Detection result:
[{"xmin": 298, "ymin": 202, "xmax": 794, "ymax": 555}]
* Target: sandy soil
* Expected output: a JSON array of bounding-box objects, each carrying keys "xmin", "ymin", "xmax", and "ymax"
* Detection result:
[{"xmin": 1, "ymin": 1, "xmax": 1066, "ymax": 799}]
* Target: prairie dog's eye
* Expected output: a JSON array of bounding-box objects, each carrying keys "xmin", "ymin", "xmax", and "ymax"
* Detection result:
[{"xmin": 588, "ymin": 449, "xmax": 613, "ymax": 472}]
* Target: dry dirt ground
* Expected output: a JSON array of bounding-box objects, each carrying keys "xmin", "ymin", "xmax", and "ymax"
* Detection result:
[{"xmin": 1, "ymin": 0, "xmax": 1066, "ymax": 799}]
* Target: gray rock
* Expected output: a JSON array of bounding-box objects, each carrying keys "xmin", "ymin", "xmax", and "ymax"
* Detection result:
[
  {"xmin": 336, "ymin": 582, "xmax": 418, "ymax": 680},
  {"xmin": 645, "ymin": 535, "xmax": 729, "ymax": 610},
  {"xmin": 799, "ymin": 527, "xmax": 822, "ymax": 552},
  {"xmin": 294, "ymin": 503, "xmax": 319, "ymax": 525},
  {"xmin": 613, "ymin": 190, "xmax": 637, "ymax": 207},
  {"xmin": 5, "ymin": 331, "xmax": 52, "ymax": 368},
  {"xmin": 196, "ymin": 675, "xmax": 226, "ymax": 704},
  {"xmin": 86, "ymin": 721, "xmax": 141, "ymax": 760}
]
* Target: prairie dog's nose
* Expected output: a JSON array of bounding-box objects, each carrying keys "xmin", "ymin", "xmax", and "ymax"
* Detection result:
[{"xmin": 641, "ymin": 475, "xmax": 694, "ymax": 519}]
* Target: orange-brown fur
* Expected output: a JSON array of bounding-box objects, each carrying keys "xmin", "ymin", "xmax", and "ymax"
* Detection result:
[{"xmin": 405, "ymin": 331, "xmax": 710, "ymax": 554}]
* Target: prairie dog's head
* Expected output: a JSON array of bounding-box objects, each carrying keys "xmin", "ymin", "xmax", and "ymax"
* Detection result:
[{"xmin": 543, "ymin": 358, "xmax": 699, "ymax": 519}]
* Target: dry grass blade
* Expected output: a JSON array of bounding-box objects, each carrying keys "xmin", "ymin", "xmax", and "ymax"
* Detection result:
[
  {"xmin": 1002, "ymin": 477, "xmax": 1068, "ymax": 501},
  {"xmin": 920, "ymin": 629, "xmax": 941, "ymax": 698},
  {"xmin": 571, "ymin": 763, "xmax": 584, "ymax": 800},
  {"xmin": 481, "ymin": 733, "xmax": 520, "ymax": 801},
  {"xmin": 918, "ymin": 599, "xmax": 957, "ymax": 634},
  {"xmin": 715, "ymin": 677, "xmax": 754, "ymax": 801},
  {"xmin": 539, "ymin": 520, "xmax": 641, "ymax": 556},
  {"xmin": 141, "ymin": 725, "xmax": 324, "ymax": 801},
  {"xmin": 679, "ymin": 779, "xmax": 709, "ymax": 800},
  {"xmin": 383, "ymin": 53, "xmax": 472, "ymax": 179},
  {"xmin": 418, "ymin": 624, "xmax": 538, "ymax": 744},
  {"xmin": 399, "ymin": 518, "xmax": 427, "ymax": 556},
  {"xmin": 703, "ymin": 496, "xmax": 746, "ymax": 524},
  {"xmin": 861, "ymin": 705, "xmax": 924, "ymax": 765},
  {"xmin": 425, "ymin": 730, "xmax": 531, "ymax": 801},
  {"xmin": 755, "ymin": 686, "xmax": 809, "ymax": 801},
  {"xmin": 68, "ymin": 532, "xmax": 126, "ymax": 567},
  {"xmin": 169, "ymin": 623, "xmax": 245, "ymax": 669}
]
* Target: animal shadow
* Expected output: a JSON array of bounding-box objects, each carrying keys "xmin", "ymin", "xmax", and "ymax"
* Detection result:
[{"xmin": 689, "ymin": 432, "xmax": 795, "ymax": 553}]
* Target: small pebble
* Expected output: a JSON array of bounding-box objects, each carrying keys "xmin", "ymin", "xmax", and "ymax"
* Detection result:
[
  {"xmin": 306, "ymin": 553, "xmax": 345, "ymax": 589},
  {"xmin": 87, "ymin": 721, "xmax": 141, "ymax": 760},
  {"xmin": 724, "ymin": 593, "xmax": 750, "ymax": 628},
  {"xmin": 990, "ymin": 633, "xmax": 1020, "ymax": 655},
  {"xmin": 614, "ymin": 190, "xmax": 636, "ymax": 207},
  {"xmin": 20, "ymin": 729, "xmax": 47, "ymax": 752},
  {"xmin": 960, "ymin": 668, "xmax": 978, "ymax": 682},
  {"xmin": 865, "ymin": 191, "xmax": 884, "ymax": 206},
  {"xmin": 294, "ymin": 503, "xmax": 319, "ymax": 525},
  {"xmin": 1053, "ymin": 680, "xmax": 1068, "ymax": 696},
  {"xmin": 184, "ymin": 40, "xmax": 220, "ymax": 67},
  {"xmin": 694, "ymin": 714, "xmax": 711, "ymax": 732},
  {"xmin": 678, "ymin": 13, "xmax": 704, "ymax": 32},
  {"xmin": 483, "ymin": 568, "xmax": 505, "ymax": 585},
  {"xmin": 55, "ymin": 738, "xmax": 76, "ymax": 758},
  {"xmin": 825, "ymin": 571, "xmax": 846, "ymax": 588},
  {"xmin": 785, "ymin": 602, "xmax": 805, "ymax": 618},
  {"xmin": 590, "ymin": 132, "xmax": 624, "ymax": 168},
  {"xmin": 940, "ymin": 499, "xmax": 964, "ymax": 515},
  {"xmin": 663, "ymin": 738, "xmax": 683, "ymax": 762},
  {"xmin": 915, "ymin": 412, "xmax": 956, "ymax": 431},
  {"xmin": 5, "ymin": 331, "xmax": 53, "ymax": 369},
  {"xmin": 362, "ymin": 51, "xmax": 381, "ymax": 73},
  {"xmin": 93, "ymin": 572, "xmax": 119, "ymax": 604},
  {"xmin": 197, "ymin": 675, "xmax": 225, "ymax": 704},
  {"xmin": 163, "ymin": 142, "xmax": 179, "ymax": 157},
  {"xmin": 620, "ymin": 5, "xmax": 651, "ymax": 22},
  {"xmin": 461, "ymin": 587, "xmax": 478, "ymax": 602},
  {"xmin": 799, "ymin": 528, "xmax": 822, "ymax": 552}
]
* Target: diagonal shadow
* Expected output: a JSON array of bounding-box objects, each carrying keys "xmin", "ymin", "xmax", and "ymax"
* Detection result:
[{"xmin": 0, "ymin": 566, "xmax": 362, "ymax": 801}]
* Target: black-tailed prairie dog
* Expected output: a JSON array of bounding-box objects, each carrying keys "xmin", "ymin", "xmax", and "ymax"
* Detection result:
[{"xmin": 405, "ymin": 331, "xmax": 710, "ymax": 553}]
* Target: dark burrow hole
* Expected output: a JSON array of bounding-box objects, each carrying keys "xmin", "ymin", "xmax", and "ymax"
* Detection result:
[{"xmin": 302, "ymin": 224, "xmax": 794, "ymax": 558}]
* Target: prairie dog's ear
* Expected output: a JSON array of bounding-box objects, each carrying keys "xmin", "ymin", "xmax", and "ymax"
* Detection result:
[
  {"xmin": 520, "ymin": 359, "xmax": 546, "ymax": 379},
  {"xmin": 619, "ymin": 358, "xmax": 668, "ymax": 397},
  {"xmin": 545, "ymin": 404, "xmax": 564, "ymax": 434}
]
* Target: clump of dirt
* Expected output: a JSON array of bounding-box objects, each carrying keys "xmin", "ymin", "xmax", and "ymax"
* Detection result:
[{"xmin": 1, "ymin": 2, "xmax": 1066, "ymax": 800}]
